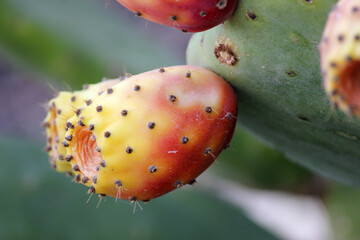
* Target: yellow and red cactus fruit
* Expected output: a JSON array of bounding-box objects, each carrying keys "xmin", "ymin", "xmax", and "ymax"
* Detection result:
[
  {"xmin": 320, "ymin": 0, "xmax": 360, "ymax": 116},
  {"xmin": 42, "ymin": 79, "xmax": 120, "ymax": 174},
  {"xmin": 116, "ymin": 0, "xmax": 238, "ymax": 32},
  {"xmin": 63, "ymin": 65, "xmax": 237, "ymax": 201}
]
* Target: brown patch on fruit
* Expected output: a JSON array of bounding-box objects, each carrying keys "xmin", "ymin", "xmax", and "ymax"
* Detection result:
[
  {"xmin": 214, "ymin": 43, "xmax": 237, "ymax": 66},
  {"xmin": 338, "ymin": 60, "xmax": 360, "ymax": 112}
]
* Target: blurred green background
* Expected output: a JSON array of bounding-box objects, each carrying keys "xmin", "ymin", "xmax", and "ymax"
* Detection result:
[{"xmin": 1, "ymin": 0, "xmax": 360, "ymax": 239}]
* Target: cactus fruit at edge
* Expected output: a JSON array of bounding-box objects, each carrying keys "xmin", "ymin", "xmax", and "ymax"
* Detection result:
[
  {"xmin": 116, "ymin": 0, "xmax": 238, "ymax": 32},
  {"xmin": 44, "ymin": 66, "xmax": 237, "ymax": 201},
  {"xmin": 186, "ymin": 0, "xmax": 360, "ymax": 186},
  {"xmin": 320, "ymin": 0, "xmax": 360, "ymax": 117}
]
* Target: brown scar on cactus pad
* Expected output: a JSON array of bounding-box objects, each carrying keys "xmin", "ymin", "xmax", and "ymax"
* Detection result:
[
  {"xmin": 55, "ymin": 65, "xmax": 237, "ymax": 201},
  {"xmin": 320, "ymin": 0, "xmax": 360, "ymax": 116},
  {"xmin": 116, "ymin": 0, "xmax": 238, "ymax": 32},
  {"xmin": 245, "ymin": 10, "xmax": 257, "ymax": 20},
  {"xmin": 214, "ymin": 43, "xmax": 238, "ymax": 66}
]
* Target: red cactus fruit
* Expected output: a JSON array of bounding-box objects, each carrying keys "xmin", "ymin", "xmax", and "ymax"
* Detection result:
[
  {"xmin": 116, "ymin": 0, "xmax": 238, "ymax": 32},
  {"xmin": 63, "ymin": 65, "xmax": 237, "ymax": 201}
]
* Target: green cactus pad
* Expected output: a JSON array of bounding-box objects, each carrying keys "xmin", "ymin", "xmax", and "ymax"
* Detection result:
[{"xmin": 186, "ymin": 0, "xmax": 360, "ymax": 186}]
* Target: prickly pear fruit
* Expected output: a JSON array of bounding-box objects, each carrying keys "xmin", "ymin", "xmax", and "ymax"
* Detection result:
[
  {"xmin": 63, "ymin": 65, "xmax": 237, "ymax": 201},
  {"xmin": 116, "ymin": 0, "xmax": 238, "ymax": 32},
  {"xmin": 320, "ymin": 0, "xmax": 360, "ymax": 116},
  {"xmin": 186, "ymin": 0, "xmax": 360, "ymax": 186},
  {"xmin": 43, "ymin": 79, "xmax": 120, "ymax": 174}
]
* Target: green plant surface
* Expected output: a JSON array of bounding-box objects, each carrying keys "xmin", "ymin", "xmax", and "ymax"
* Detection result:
[
  {"xmin": 186, "ymin": 0, "xmax": 360, "ymax": 186},
  {"xmin": 0, "ymin": 136, "xmax": 280, "ymax": 240},
  {"xmin": 0, "ymin": 0, "xmax": 184, "ymax": 89},
  {"xmin": 217, "ymin": 126, "xmax": 315, "ymax": 192}
]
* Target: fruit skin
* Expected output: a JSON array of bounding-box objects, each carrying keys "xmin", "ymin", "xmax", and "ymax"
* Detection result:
[
  {"xmin": 186, "ymin": 0, "xmax": 360, "ymax": 186},
  {"xmin": 43, "ymin": 79, "xmax": 120, "ymax": 174},
  {"xmin": 319, "ymin": 0, "xmax": 360, "ymax": 117},
  {"xmin": 64, "ymin": 65, "xmax": 237, "ymax": 201},
  {"xmin": 116, "ymin": 0, "xmax": 238, "ymax": 32},
  {"xmin": 43, "ymin": 91, "xmax": 76, "ymax": 173}
]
